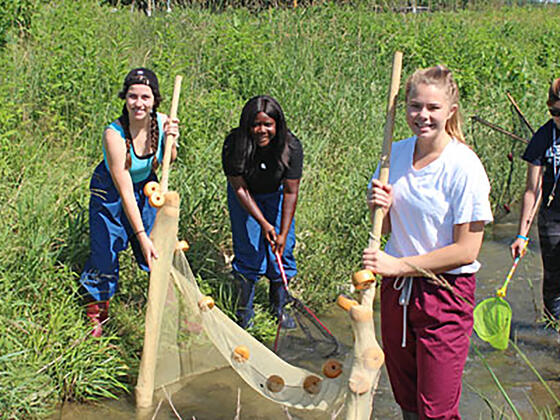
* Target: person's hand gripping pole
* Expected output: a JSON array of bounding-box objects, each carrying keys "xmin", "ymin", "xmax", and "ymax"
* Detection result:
[{"xmin": 340, "ymin": 51, "xmax": 402, "ymax": 420}]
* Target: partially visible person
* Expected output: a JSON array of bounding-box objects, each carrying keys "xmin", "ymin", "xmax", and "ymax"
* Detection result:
[
  {"xmin": 80, "ymin": 68, "xmax": 179, "ymax": 337},
  {"xmin": 511, "ymin": 77, "xmax": 560, "ymax": 321},
  {"xmin": 222, "ymin": 95, "xmax": 303, "ymax": 329},
  {"xmin": 363, "ymin": 66, "xmax": 493, "ymax": 419}
]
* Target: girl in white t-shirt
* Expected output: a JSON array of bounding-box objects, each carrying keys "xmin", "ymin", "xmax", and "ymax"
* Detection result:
[{"xmin": 363, "ymin": 66, "xmax": 493, "ymax": 420}]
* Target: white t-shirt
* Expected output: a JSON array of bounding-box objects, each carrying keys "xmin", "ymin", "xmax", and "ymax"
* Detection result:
[{"xmin": 369, "ymin": 136, "xmax": 493, "ymax": 274}]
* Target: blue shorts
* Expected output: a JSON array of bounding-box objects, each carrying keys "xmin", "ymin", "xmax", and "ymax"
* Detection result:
[{"xmin": 80, "ymin": 163, "xmax": 157, "ymax": 301}]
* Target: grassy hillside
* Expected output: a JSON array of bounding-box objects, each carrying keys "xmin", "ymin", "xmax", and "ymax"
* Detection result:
[{"xmin": 1, "ymin": 1, "xmax": 559, "ymax": 417}]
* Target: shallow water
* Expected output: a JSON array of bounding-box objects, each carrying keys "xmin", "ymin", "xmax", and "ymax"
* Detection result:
[{"xmin": 53, "ymin": 214, "xmax": 560, "ymax": 419}]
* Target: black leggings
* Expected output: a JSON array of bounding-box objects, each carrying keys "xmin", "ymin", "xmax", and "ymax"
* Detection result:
[{"xmin": 538, "ymin": 208, "xmax": 560, "ymax": 319}]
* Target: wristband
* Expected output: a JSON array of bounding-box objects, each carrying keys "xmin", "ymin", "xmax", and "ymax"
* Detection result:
[
  {"xmin": 134, "ymin": 229, "xmax": 146, "ymax": 237},
  {"xmin": 517, "ymin": 234, "xmax": 529, "ymax": 241}
]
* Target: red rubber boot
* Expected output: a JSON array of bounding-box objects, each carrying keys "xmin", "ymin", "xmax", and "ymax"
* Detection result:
[{"xmin": 86, "ymin": 301, "xmax": 109, "ymax": 338}]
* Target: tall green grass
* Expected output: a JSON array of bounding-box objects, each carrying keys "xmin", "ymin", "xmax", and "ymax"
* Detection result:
[
  {"xmin": 105, "ymin": 0, "xmax": 557, "ymax": 13},
  {"xmin": 1, "ymin": 0, "xmax": 560, "ymax": 417}
]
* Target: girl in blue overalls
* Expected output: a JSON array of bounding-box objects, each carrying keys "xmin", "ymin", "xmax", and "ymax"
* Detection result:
[
  {"xmin": 222, "ymin": 95, "xmax": 303, "ymax": 328},
  {"xmin": 512, "ymin": 77, "xmax": 560, "ymax": 321},
  {"xmin": 80, "ymin": 68, "xmax": 179, "ymax": 337}
]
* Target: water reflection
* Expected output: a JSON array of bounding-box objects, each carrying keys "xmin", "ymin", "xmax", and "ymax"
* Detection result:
[{"xmin": 54, "ymin": 215, "xmax": 560, "ymax": 419}]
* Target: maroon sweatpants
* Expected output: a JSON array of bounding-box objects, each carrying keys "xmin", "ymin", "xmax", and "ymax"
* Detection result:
[{"xmin": 380, "ymin": 274, "xmax": 476, "ymax": 420}]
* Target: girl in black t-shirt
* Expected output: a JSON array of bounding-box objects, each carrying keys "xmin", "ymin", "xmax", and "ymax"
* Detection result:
[
  {"xmin": 512, "ymin": 78, "xmax": 560, "ymax": 320},
  {"xmin": 222, "ymin": 95, "xmax": 303, "ymax": 328}
]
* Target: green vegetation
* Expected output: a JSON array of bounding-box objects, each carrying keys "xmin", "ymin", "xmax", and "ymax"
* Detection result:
[{"xmin": 1, "ymin": 1, "xmax": 559, "ymax": 418}]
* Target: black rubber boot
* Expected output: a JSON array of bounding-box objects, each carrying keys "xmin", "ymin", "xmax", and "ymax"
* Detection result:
[
  {"xmin": 269, "ymin": 280, "xmax": 295, "ymax": 329},
  {"xmin": 234, "ymin": 273, "xmax": 255, "ymax": 329}
]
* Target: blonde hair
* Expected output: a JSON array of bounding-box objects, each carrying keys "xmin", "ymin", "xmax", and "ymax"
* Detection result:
[
  {"xmin": 547, "ymin": 78, "xmax": 560, "ymax": 107},
  {"xmin": 405, "ymin": 65, "xmax": 465, "ymax": 143}
]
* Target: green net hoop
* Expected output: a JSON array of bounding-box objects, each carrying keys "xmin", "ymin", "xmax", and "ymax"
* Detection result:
[{"xmin": 473, "ymin": 297, "xmax": 512, "ymax": 351}]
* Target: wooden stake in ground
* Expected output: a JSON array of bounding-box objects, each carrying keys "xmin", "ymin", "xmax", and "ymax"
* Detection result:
[
  {"xmin": 135, "ymin": 75, "xmax": 182, "ymax": 409},
  {"xmin": 341, "ymin": 51, "xmax": 402, "ymax": 420}
]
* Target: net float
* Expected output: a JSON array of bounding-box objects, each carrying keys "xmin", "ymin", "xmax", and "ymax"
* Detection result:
[
  {"xmin": 266, "ymin": 375, "xmax": 285, "ymax": 393},
  {"xmin": 149, "ymin": 191, "xmax": 165, "ymax": 208},
  {"xmin": 198, "ymin": 296, "xmax": 215, "ymax": 311},
  {"xmin": 352, "ymin": 269, "xmax": 376, "ymax": 290},
  {"xmin": 336, "ymin": 294, "xmax": 359, "ymax": 312},
  {"xmin": 176, "ymin": 240, "xmax": 190, "ymax": 252},
  {"xmin": 143, "ymin": 181, "xmax": 160, "ymax": 197},
  {"xmin": 322, "ymin": 359, "xmax": 343, "ymax": 379},
  {"xmin": 233, "ymin": 345, "xmax": 250, "ymax": 363},
  {"xmin": 363, "ymin": 347, "xmax": 384, "ymax": 370},
  {"xmin": 303, "ymin": 375, "xmax": 322, "ymax": 395}
]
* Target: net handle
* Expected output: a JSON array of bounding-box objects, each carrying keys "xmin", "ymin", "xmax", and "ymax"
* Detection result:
[
  {"xmin": 498, "ymin": 189, "xmax": 542, "ymax": 297},
  {"xmin": 274, "ymin": 249, "xmax": 291, "ymax": 291},
  {"xmin": 368, "ymin": 51, "xmax": 403, "ymax": 250},
  {"xmin": 159, "ymin": 75, "xmax": 182, "ymax": 193}
]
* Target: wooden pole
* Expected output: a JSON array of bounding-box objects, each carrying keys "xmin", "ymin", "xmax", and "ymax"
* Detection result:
[
  {"xmin": 344, "ymin": 51, "xmax": 402, "ymax": 420},
  {"xmin": 135, "ymin": 193, "xmax": 180, "ymax": 408},
  {"xmin": 368, "ymin": 51, "xmax": 402, "ymax": 256},
  {"xmin": 159, "ymin": 75, "xmax": 183, "ymax": 193},
  {"xmin": 135, "ymin": 75, "xmax": 183, "ymax": 408}
]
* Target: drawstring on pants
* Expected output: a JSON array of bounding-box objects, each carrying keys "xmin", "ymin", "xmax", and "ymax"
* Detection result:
[{"xmin": 394, "ymin": 277, "xmax": 413, "ymax": 347}]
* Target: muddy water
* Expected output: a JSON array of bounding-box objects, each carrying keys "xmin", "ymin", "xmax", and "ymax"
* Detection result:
[{"xmin": 54, "ymin": 214, "xmax": 560, "ymax": 419}]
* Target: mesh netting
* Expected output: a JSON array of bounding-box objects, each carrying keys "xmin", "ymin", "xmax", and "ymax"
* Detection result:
[
  {"xmin": 151, "ymin": 247, "xmax": 351, "ymax": 413},
  {"xmin": 473, "ymin": 297, "xmax": 512, "ymax": 351},
  {"xmin": 273, "ymin": 298, "xmax": 345, "ymax": 368}
]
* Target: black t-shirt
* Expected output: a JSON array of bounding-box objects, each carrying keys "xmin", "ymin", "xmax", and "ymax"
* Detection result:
[
  {"xmin": 222, "ymin": 131, "xmax": 303, "ymax": 194},
  {"xmin": 522, "ymin": 119, "xmax": 560, "ymax": 209}
]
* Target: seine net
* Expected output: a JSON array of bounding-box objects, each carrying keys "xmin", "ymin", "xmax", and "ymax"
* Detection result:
[{"xmin": 148, "ymin": 246, "xmax": 350, "ymax": 417}]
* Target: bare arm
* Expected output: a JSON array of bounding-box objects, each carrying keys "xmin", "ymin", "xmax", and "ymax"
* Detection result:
[
  {"xmin": 104, "ymin": 128, "xmax": 158, "ymax": 268},
  {"xmin": 362, "ymin": 220, "xmax": 485, "ymax": 277},
  {"xmin": 511, "ymin": 163, "xmax": 542, "ymax": 258}
]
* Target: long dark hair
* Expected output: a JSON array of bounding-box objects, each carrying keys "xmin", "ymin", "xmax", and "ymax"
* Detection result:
[
  {"xmin": 228, "ymin": 95, "xmax": 292, "ymax": 176},
  {"xmin": 116, "ymin": 68, "xmax": 163, "ymax": 171}
]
